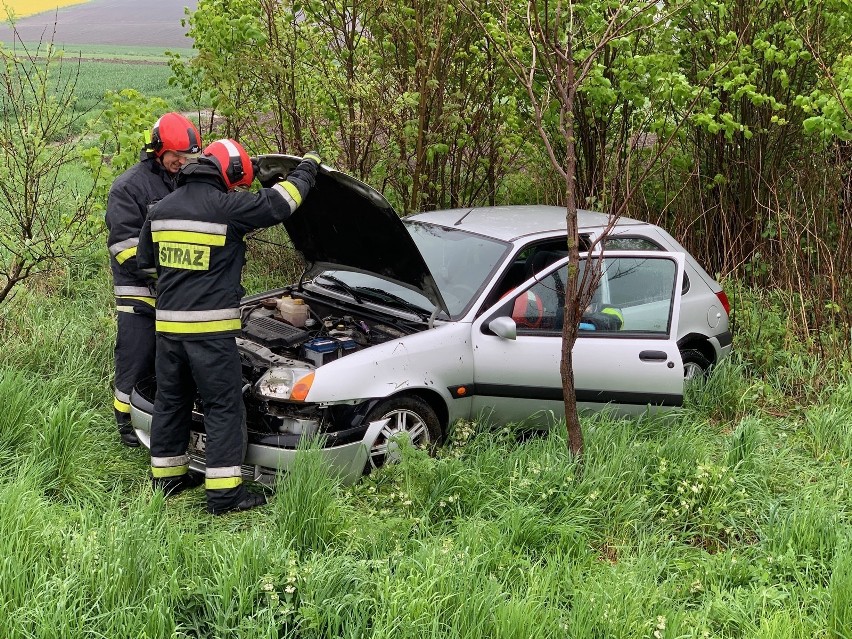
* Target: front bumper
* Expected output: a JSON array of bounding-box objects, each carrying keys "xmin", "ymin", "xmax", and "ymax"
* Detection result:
[{"xmin": 130, "ymin": 389, "xmax": 386, "ymax": 486}]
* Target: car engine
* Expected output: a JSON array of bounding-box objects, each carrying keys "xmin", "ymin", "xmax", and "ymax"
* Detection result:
[{"xmin": 236, "ymin": 291, "xmax": 419, "ymax": 439}]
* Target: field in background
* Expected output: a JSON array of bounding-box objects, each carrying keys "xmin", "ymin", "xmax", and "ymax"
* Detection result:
[
  {"xmin": 0, "ymin": 0, "xmax": 197, "ymax": 48},
  {"xmin": 72, "ymin": 59, "xmax": 194, "ymax": 118},
  {"xmin": 2, "ymin": 0, "xmax": 88, "ymax": 20}
]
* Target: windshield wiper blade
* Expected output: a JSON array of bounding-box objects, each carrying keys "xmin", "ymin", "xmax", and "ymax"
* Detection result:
[
  {"xmin": 315, "ymin": 274, "xmax": 363, "ymax": 303},
  {"xmin": 355, "ymin": 286, "xmax": 430, "ymax": 317}
]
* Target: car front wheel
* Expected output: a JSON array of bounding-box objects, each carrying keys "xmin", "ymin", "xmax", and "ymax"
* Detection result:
[
  {"xmin": 681, "ymin": 348, "xmax": 712, "ymax": 381},
  {"xmin": 365, "ymin": 396, "xmax": 442, "ymax": 470}
]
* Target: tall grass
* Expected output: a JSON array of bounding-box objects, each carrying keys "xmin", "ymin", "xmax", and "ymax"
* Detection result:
[{"xmin": 1, "ymin": 267, "xmax": 851, "ymax": 637}]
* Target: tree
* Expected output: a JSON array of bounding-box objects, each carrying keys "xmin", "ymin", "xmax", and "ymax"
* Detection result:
[
  {"xmin": 170, "ymin": 0, "xmax": 535, "ymax": 213},
  {"xmin": 0, "ymin": 32, "xmax": 100, "ymax": 306},
  {"xmin": 471, "ymin": 0, "xmax": 701, "ymax": 455}
]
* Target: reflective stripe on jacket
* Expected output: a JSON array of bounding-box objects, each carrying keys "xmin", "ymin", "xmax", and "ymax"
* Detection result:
[
  {"xmin": 106, "ymin": 153, "xmax": 176, "ymax": 310},
  {"xmin": 137, "ymin": 158, "xmax": 318, "ymax": 339}
]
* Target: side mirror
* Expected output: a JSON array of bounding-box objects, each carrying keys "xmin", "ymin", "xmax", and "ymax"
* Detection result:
[{"xmin": 488, "ymin": 316, "xmax": 517, "ymax": 340}]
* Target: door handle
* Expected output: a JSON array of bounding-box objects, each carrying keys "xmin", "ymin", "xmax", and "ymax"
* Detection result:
[{"xmin": 639, "ymin": 350, "xmax": 668, "ymax": 362}]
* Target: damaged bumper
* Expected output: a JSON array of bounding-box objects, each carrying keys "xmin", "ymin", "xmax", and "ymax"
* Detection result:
[{"xmin": 130, "ymin": 388, "xmax": 386, "ymax": 485}]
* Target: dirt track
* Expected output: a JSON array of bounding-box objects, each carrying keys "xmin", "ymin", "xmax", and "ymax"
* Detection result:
[{"xmin": 0, "ymin": 0, "xmax": 199, "ymax": 48}]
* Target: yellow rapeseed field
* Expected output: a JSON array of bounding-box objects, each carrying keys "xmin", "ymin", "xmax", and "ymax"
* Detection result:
[{"xmin": 3, "ymin": 0, "xmax": 89, "ymax": 20}]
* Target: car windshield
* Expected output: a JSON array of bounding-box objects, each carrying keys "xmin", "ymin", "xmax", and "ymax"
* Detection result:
[
  {"xmin": 404, "ymin": 221, "xmax": 510, "ymax": 315},
  {"xmin": 311, "ymin": 222, "xmax": 509, "ymax": 319}
]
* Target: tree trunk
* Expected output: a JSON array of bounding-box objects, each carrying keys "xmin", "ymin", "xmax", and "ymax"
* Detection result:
[{"xmin": 561, "ymin": 61, "xmax": 584, "ymax": 457}]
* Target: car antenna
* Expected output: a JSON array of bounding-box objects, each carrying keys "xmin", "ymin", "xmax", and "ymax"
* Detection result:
[{"xmin": 453, "ymin": 208, "xmax": 476, "ymax": 226}]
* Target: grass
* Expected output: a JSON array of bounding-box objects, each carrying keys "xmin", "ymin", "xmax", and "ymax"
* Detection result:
[{"xmin": 0, "ymin": 260, "xmax": 851, "ymax": 637}]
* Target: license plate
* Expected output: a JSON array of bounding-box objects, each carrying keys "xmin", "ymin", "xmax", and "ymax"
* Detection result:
[{"xmin": 189, "ymin": 431, "xmax": 207, "ymax": 453}]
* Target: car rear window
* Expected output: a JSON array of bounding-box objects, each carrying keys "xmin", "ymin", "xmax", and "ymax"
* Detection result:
[{"xmin": 605, "ymin": 236, "xmax": 690, "ymax": 294}]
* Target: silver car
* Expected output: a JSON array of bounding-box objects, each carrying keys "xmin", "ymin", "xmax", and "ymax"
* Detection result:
[{"xmin": 131, "ymin": 158, "xmax": 731, "ymax": 484}]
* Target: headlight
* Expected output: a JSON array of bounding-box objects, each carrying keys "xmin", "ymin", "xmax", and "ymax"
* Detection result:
[{"xmin": 255, "ymin": 367, "xmax": 315, "ymax": 401}]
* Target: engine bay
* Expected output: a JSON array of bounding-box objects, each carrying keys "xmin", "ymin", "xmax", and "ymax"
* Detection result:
[
  {"xmin": 239, "ymin": 290, "xmax": 414, "ymax": 368},
  {"xmin": 235, "ymin": 290, "xmax": 423, "ymax": 438}
]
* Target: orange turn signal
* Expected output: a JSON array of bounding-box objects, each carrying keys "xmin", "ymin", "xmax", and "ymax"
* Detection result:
[{"xmin": 291, "ymin": 372, "xmax": 315, "ymax": 402}]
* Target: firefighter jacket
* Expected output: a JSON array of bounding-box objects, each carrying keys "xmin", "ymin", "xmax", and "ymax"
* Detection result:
[
  {"xmin": 106, "ymin": 151, "xmax": 177, "ymax": 312},
  {"xmin": 137, "ymin": 157, "xmax": 318, "ymax": 340}
]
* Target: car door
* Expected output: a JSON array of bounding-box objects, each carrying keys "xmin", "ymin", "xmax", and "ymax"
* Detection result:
[{"xmin": 469, "ymin": 251, "xmax": 686, "ymax": 427}]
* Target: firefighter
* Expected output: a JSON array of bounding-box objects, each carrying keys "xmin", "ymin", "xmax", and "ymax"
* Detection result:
[
  {"xmin": 137, "ymin": 139, "xmax": 321, "ymax": 514},
  {"xmin": 106, "ymin": 112, "xmax": 202, "ymax": 447}
]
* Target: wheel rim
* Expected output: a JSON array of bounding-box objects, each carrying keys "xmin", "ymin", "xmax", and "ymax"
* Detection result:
[
  {"xmin": 368, "ymin": 409, "xmax": 430, "ymax": 469},
  {"xmin": 683, "ymin": 361, "xmax": 704, "ymax": 381}
]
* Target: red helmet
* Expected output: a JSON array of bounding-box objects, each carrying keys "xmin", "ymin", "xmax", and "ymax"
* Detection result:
[
  {"xmin": 202, "ymin": 139, "xmax": 254, "ymax": 190},
  {"xmin": 512, "ymin": 290, "xmax": 544, "ymax": 329},
  {"xmin": 148, "ymin": 112, "xmax": 201, "ymax": 157}
]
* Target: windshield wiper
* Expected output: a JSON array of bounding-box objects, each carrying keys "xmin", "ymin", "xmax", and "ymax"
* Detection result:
[
  {"xmin": 355, "ymin": 286, "xmax": 431, "ymax": 318},
  {"xmin": 314, "ymin": 274, "xmax": 363, "ymax": 303}
]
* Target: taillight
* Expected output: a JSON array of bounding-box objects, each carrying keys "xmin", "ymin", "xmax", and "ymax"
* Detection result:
[{"xmin": 716, "ymin": 290, "xmax": 731, "ymax": 315}]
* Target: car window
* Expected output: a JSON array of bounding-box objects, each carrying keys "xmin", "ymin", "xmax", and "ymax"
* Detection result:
[
  {"xmin": 483, "ymin": 239, "xmax": 579, "ymax": 312},
  {"xmin": 405, "ymin": 221, "xmax": 510, "ymax": 317},
  {"xmin": 605, "ymin": 235, "xmax": 690, "ymax": 294},
  {"xmin": 604, "ymin": 236, "xmax": 661, "ymax": 251},
  {"xmin": 510, "ymin": 256, "xmax": 677, "ymax": 336}
]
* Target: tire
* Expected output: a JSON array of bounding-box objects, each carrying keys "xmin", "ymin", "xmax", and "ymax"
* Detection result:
[
  {"xmin": 681, "ymin": 348, "xmax": 712, "ymax": 381},
  {"xmin": 364, "ymin": 396, "xmax": 442, "ymax": 470}
]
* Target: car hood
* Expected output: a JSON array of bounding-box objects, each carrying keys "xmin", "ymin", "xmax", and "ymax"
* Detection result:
[{"xmin": 257, "ymin": 154, "xmax": 448, "ymax": 316}]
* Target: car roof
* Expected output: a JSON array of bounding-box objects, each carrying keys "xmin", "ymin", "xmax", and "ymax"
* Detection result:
[{"xmin": 406, "ymin": 205, "xmax": 649, "ymax": 243}]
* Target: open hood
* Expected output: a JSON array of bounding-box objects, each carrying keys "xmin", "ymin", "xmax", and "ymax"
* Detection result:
[{"xmin": 256, "ymin": 155, "xmax": 449, "ymax": 316}]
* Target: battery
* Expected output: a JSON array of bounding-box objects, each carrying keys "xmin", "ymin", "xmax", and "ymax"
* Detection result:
[
  {"xmin": 303, "ymin": 338, "xmax": 338, "ymax": 367},
  {"xmin": 303, "ymin": 337, "xmax": 358, "ymax": 367}
]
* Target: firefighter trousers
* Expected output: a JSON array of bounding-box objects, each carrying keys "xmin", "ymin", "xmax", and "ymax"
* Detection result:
[
  {"xmin": 150, "ymin": 334, "xmax": 247, "ymax": 510},
  {"xmin": 113, "ymin": 307, "xmax": 155, "ymax": 434}
]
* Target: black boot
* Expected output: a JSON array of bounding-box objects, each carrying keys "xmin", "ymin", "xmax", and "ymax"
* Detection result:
[
  {"xmin": 152, "ymin": 472, "xmax": 204, "ymax": 497},
  {"xmin": 207, "ymin": 492, "xmax": 267, "ymax": 515},
  {"xmin": 118, "ymin": 424, "xmax": 140, "ymax": 447}
]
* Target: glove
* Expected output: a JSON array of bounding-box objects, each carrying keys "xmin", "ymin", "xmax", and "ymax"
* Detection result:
[
  {"xmin": 250, "ymin": 157, "xmax": 260, "ymax": 179},
  {"xmin": 303, "ymin": 150, "xmax": 321, "ymax": 166}
]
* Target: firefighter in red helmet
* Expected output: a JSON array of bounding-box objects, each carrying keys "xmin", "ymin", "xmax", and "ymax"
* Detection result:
[
  {"xmin": 106, "ymin": 112, "xmax": 202, "ymax": 447},
  {"xmin": 137, "ymin": 139, "xmax": 321, "ymax": 515}
]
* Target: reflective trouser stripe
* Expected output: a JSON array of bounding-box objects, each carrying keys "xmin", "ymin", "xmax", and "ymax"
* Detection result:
[
  {"xmin": 206, "ymin": 476, "xmax": 242, "ymax": 490},
  {"xmin": 206, "ymin": 466, "xmax": 242, "ymax": 490},
  {"xmin": 114, "ymin": 389, "xmax": 131, "ymax": 414},
  {"xmin": 151, "ymin": 454, "xmax": 190, "ymax": 478},
  {"xmin": 151, "ymin": 465, "xmax": 189, "ymax": 478},
  {"xmin": 116, "ymin": 305, "xmax": 136, "ymax": 314}
]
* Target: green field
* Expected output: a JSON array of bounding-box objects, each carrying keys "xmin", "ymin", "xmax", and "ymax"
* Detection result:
[
  {"xmin": 50, "ymin": 42, "xmax": 193, "ymax": 62},
  {"xmin": 71, "ymin": 58, "xmax": 194, "ymax": 117},
  {"xmin": 0, "ymin": 42, "xmax": 194, "ymax": 119}
]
